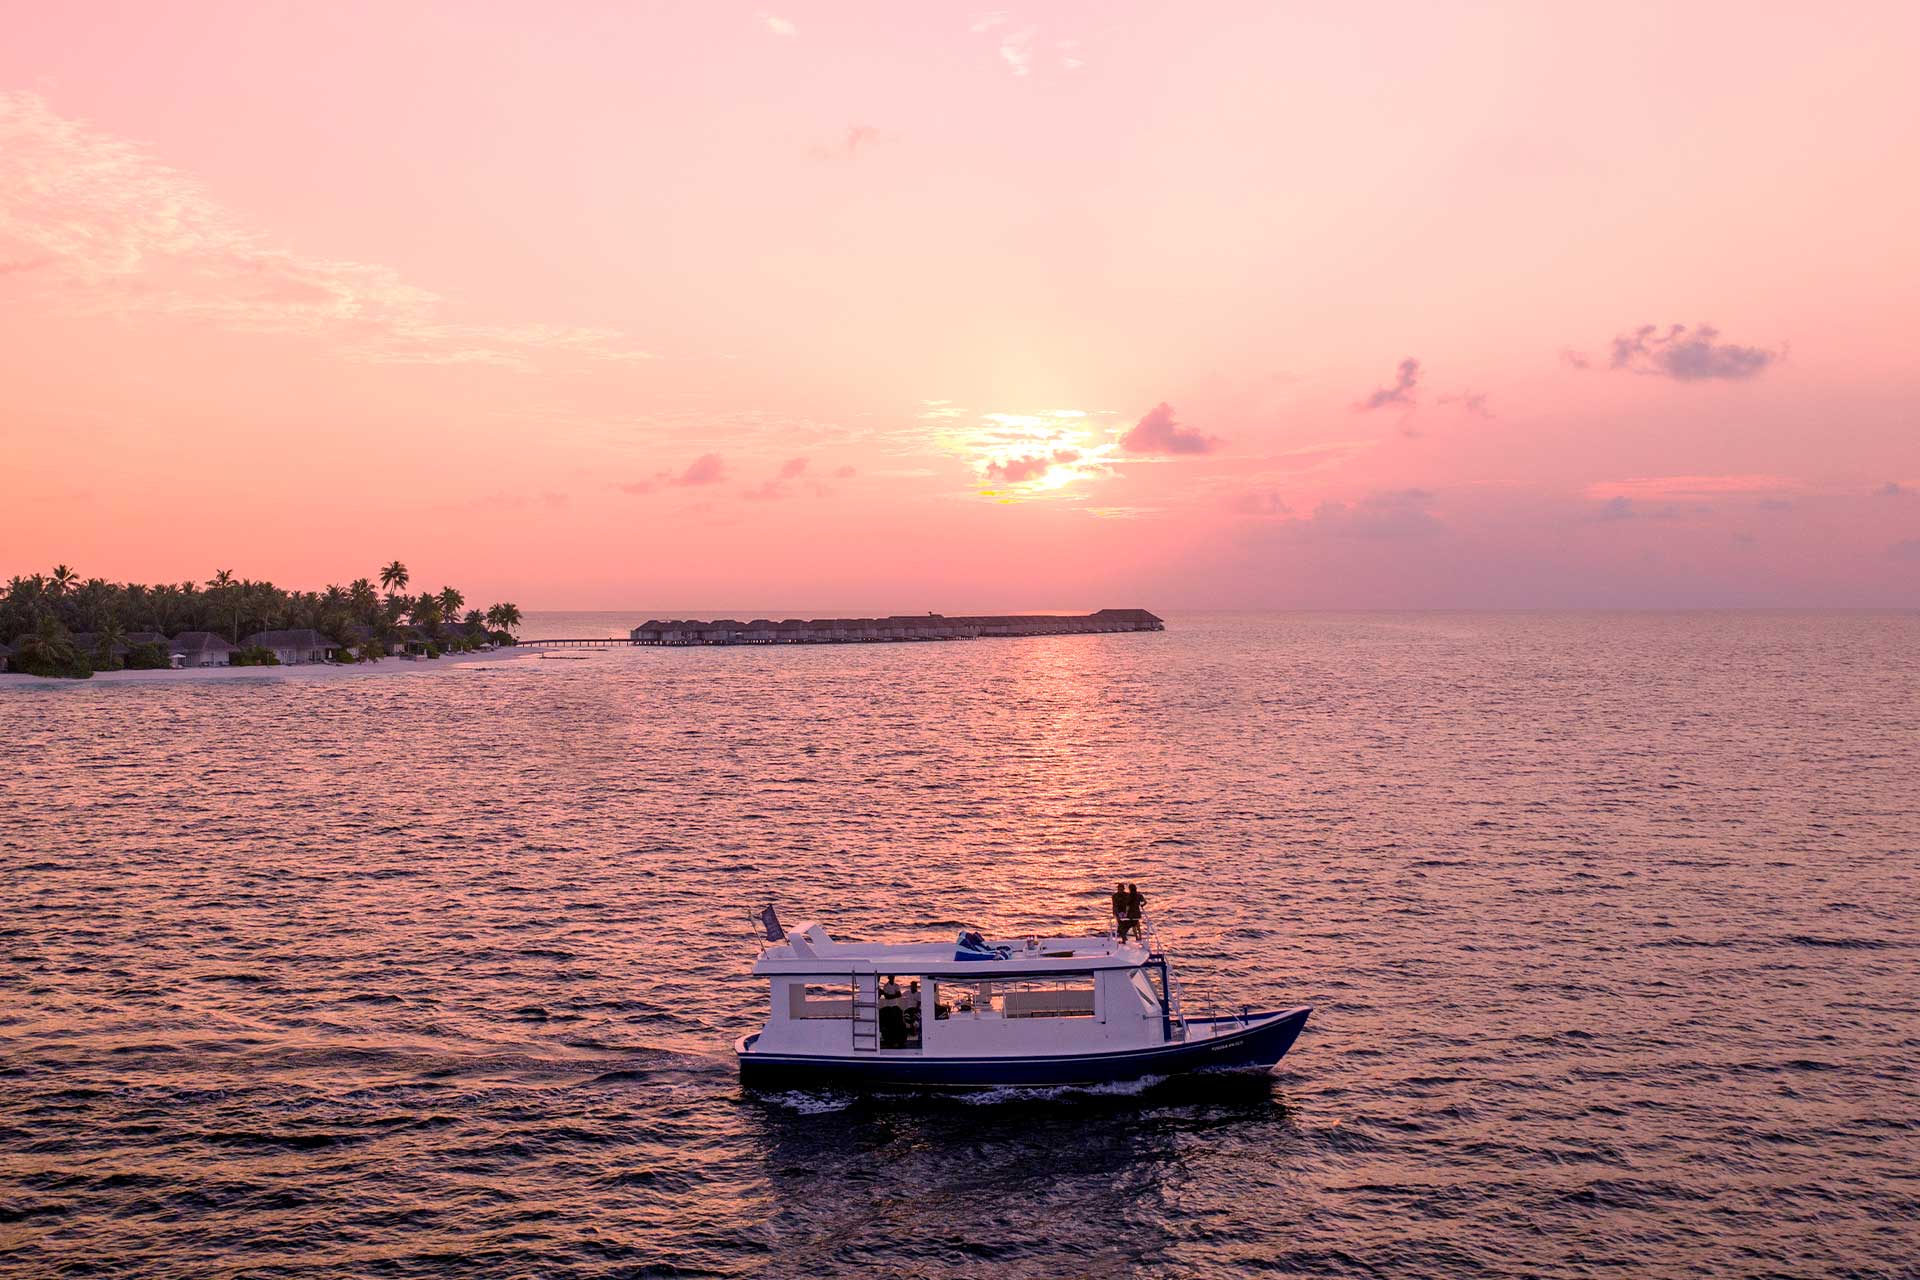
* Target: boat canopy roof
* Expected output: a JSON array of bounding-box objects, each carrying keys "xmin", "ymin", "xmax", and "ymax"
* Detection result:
[{"xmin": 751, "ymin": 922, "xmax": 1148, "ymax": 977}]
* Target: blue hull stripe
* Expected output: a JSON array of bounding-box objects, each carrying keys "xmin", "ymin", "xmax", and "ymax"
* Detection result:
[{"xmin": 736, "ymin": 1006, "xmax": 1310, "ymax": 1089}]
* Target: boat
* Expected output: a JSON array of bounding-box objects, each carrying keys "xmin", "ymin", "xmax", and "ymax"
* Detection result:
[{"xmin": 734, "ymin": 912, "xmax": 1310, "ymax": 1090}]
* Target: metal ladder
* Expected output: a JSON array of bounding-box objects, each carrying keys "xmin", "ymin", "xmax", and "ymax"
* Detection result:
[
  {"xmin": 1142, "ymin": 916, "xmax": 1189, "ymax": 1041},
  {"xmin": 850, "ymin": 973, "xmax": 879, "ymax": 1052}
]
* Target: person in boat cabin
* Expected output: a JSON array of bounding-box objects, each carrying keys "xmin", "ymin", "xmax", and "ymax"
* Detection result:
[
  {"xmin": 1125, "ymin": 883, "xmax": 1145, "ymax": 940},
  {"xmin": 1112, "ymin": 882, "xmax": 1133, "ymax": 940}
]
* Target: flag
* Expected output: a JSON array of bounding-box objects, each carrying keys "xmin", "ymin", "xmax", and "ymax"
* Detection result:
[{"xmin": 758, "ymin": 904, "xmax": 784, "ymax": 942}]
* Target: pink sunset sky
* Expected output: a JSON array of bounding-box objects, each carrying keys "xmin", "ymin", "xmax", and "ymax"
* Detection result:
[{"xmin": 3, "ymin": 1, "xmax": 1917, "ymax": 609}]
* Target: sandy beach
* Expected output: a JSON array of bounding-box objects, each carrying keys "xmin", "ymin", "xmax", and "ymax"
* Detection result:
[{"xmin": 0, "ymin": 644, "xmax": 540, "ymax": 690}]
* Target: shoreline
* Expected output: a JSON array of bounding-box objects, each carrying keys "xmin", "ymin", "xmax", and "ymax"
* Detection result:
[{"xmin": 0, "ymin": 645, "xmax": 538, "ymax": 690}]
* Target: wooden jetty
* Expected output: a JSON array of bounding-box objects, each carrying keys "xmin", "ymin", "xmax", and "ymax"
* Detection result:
[{"xmin": 625, "ymin": 609, "xmax": 1163, "ymax": 647}]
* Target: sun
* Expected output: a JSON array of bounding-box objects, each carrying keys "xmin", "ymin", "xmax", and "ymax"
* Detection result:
[{"xmin": 927, "ymin": 407, "xmax": 1115, "ymax": 502}]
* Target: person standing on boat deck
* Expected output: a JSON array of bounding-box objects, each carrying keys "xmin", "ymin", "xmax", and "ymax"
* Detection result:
[
  {"xmin": 1112, "ymin": 883, "xmax": 1133, "ymax": 941},
  {"xmin": 1125, "ymin": 884, "xmax": 1144, "ymax": 943}
]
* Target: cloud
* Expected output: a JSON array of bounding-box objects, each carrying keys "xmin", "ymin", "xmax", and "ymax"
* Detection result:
[
  {"xmin": 0, "ymin": 90, "xmax": 652, "ymax": 369},
  {"xmin": 811, "ymin": 125, "xmax": 883, "ymax": 161},
  {"xmin": 1560, "ymin": 348, "xmax": 1593, "ymax": 370},
  {"xmin": 1890, "ymin": 538, "xmax": 1920, "ymax": 561},
  {"xmin": 679, "ymin": 453, "xmax": 726, "ymax": 486},
  {"xmin": 1117, "ymin": 402, "xmax": 1221, "ymax": 455},
  {"xmin": 744, "ymin": 456, "xmax": 813, "ymax": 500},
  {"xmin": 1590, "ymin": 496, "xmax": 1702, "ymax": 522},
  {"xmin": 758, "ymin": 11, "xmax": 796, "ymax": 36},
  {"xmin": 998, "ymin": 29, "xmax": 1036, "ymax": 75},
  {"xmin": 1876, "ymin": 481, "xmax": 1911, "ymax": 498},
  {"xmin": 972, "ymin": 12, "xmax": 1078, "ymax": 75},
  {"xmin": 986, "ymin": 448, "xmax": 1079, "ymax": 484},
  {"xmin": 1604, "ymin": 323, "xmax": 1780, "ymax": 381},
  {"xmin": 1230, "ymin": 489, "xmax": 1291, "ymax": 517},
  {"xmin": 1308, "ymin": 488, "xmax": 1443, "ymax": 538},
  {"xmin": 1356, "ymin": 358, "xmax": 1420, "ymax": 411},
  {"xmin": 620, "ymin": 454, "xmax": 728, "ymax": 496},
  {"xmin": 1438, "ymin": 389, "xmax": 1493, "ymax": 418},
  {"xmin": 833, "ymin": 465, "xmax": 857, "ymax": 479},
  {"xmin": 1587, "ymin": 474, "xmax": 1795, "ymax": 502}
]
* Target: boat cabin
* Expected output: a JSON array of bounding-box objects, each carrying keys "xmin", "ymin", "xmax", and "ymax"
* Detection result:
[{"xmin": 748, "ymin": 922, "xmax": 1182, "ymax": 1058}]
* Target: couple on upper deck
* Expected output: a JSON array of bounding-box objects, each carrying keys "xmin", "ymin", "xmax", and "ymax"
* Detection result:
[{"xmin": 1110, "ymin": 882, "xmax": 1146, "ymax": 943}]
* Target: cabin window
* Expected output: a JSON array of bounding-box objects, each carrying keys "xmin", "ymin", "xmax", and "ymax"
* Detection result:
[
  {"xmin": 788, "ymin": 982, "xmax": 853, "ymax": 1019},
  {"xmin": 933, "ymin": 976, "xmax": 1095, "ymax": 1019},
  {"xmin": 997, "ymin": 977, "xmax": 1095, "ymax": 1018}
]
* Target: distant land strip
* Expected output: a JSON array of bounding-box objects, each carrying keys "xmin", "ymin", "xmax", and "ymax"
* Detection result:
[{"xmin": 620, "ymin": 609, "xmax": 1164, "ymax": 647}]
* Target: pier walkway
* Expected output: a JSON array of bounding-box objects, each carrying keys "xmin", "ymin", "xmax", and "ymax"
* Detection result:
[{"xmin": 516, "ymin": 637, "xmax": 635, "ymax": 649}]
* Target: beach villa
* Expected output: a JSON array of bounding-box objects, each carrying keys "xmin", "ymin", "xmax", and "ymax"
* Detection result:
[
  {"xmin": 243, "ymin": 629, "xmax": 340, "ymax": 665},
  {"xmin": 169, "ymin": 632, "xmax": 237, "ymax": 668}
]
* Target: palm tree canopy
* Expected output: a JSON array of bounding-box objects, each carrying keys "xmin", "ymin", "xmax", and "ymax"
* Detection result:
[
  {"xmin": 380, "ymin": 561, "xmax": 410, "ymax": 592},
  {"xmin": 5, "ymin": 570, "xmax": 528, "ymax": 652}
]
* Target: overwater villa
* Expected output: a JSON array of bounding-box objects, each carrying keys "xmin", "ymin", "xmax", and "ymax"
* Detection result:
[{"xmin": 631, "ymin": 608, "xmax": 1164, "ymax": 646}]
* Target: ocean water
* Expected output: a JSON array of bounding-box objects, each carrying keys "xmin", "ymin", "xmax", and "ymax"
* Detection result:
[{"xmin": 3, "ymin": 612, "xmax": 1916, "ymax": 1278}]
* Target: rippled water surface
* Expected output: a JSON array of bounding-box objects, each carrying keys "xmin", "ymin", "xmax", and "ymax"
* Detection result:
[{"xmin": 4, "ymin": 612, "xmax": 1918, "ymax": 1278}]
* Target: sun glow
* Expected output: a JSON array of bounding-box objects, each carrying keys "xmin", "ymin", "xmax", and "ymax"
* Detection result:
[{"xmin": 928, "ymin": 407, "xmax": 1118, "ymax": 501}]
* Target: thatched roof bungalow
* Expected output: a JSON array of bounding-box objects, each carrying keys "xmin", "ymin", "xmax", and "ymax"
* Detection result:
[
  {"xmin": 243, "ymin": 629, "xmax": 339, "ymax": 665},
  {"xmin": 170, "ymin": 632, "xmax": 236, "ymax": 667},
  {"xmin": 70, "ymin": 632, "xmax": 131, "ymax": 660}
]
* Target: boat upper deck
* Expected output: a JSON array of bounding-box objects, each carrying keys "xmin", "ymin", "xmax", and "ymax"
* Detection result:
[{"xmin": 751, "ymin": 923, "xmax": 1148, "ymax": 977}]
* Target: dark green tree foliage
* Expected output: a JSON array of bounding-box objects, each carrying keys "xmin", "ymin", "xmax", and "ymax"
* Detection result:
[
  {"xmin": 3, "ymin": 565, "xmax": 524, "ymax": 665},
  {"xmin": 12, "ymin": 617, "xmax": 92, "ymax": 680},
  {"xmin": 124, "ymin": 643, "xmax": 171, "ymax": 670}
]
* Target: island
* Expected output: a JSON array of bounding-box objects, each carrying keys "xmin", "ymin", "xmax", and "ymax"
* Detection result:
[{"xmin": 1, "ymin": 562, "xmax": 520, "ymax": 680}]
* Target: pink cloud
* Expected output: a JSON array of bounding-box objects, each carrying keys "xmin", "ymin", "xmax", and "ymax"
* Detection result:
[
  {"xmin": 1604, "ymin": 324, "xmax": 1781, "ymax": 381},
  {"xmin": 620, "ymin": 454, "xmax": 728, "ymax": 496},
  {"xmin": 1356, "ymin": 358, "xmax": 1420, "ymax": 411},
  {"xmin": 0, "ymin": 91, "xmax": 652, "ymax": 369},
  {"xmin": 1586, "ymin": 475, "xmax": 1798, "ymax": 501},
  {"xmin": 1117, "ymin": 403, "xmax": 1220, "ymax": 456},
  {"xmin": 986, "ymin": 449, "xmax": 1080, "ymax": 484}
]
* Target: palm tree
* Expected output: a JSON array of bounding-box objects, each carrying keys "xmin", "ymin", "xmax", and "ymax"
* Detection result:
[
  {"xmin": 410, "ymin": 594, "xmax": 443, "ymax": 635},
  {"xmin": 49, "ymin": 565, "xmax": 78, "ymax": 598},
  {"xmin": 437, "ymin": 586, "xmax": 464, "ymax": 620},
  {"xmin": 94, "ymin": 620, "xmax": 127, "ymax": 668},
  {"xmin": 208, "ymin": 569, "xmax": 234, "ymax": 591},
  {"xmin": 380, "ymin": 561, "xmax": 409, "ymax": 594},
  {"xmin": 348, "ymin": 578, "xmax": 378, "ymax": 621},
  {"xmin": 16, "ymin": 615, "xmax": 84, "ymax": 678},
  {"xmin": 487, "ymin": 602, "xmax": 522, "ymax": 636}
]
